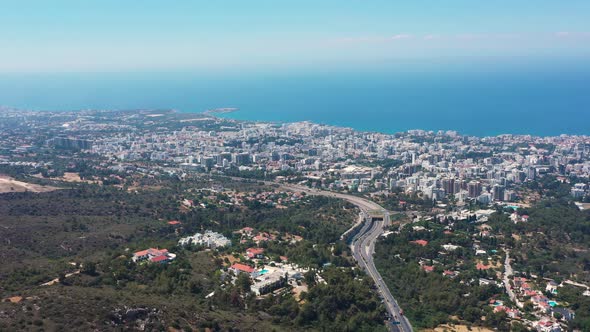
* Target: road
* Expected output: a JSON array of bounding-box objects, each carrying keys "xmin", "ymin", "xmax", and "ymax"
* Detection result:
[
  {"xmin": 278, "ymin": 184, "xmax": 413, "ymax": 332},
  {"xmin": 351, "ymin": 209, "xmax": 413, "ymax": 332},
  {"xmin": 503, "ymin": 250, "xmax": 523, "ymax": 309}
]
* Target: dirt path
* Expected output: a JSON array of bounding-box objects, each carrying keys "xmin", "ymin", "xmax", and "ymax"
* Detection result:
[{"xmin": 40, "ymin": 270, "xmax": 80, "ymax": 286}]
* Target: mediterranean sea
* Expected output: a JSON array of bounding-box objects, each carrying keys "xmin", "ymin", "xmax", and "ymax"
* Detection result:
[{"xmin": 1, "ymin": 61, "xmax": 589, "ymax": 137}]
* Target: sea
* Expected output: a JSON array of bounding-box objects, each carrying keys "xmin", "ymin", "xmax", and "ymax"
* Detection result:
[{"xmin": 1, "ymin": 61, "xmax": 589, "ymax": 137}]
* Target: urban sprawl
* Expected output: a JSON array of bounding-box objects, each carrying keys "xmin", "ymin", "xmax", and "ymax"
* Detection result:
[{"xmin": 1, "ymin": 107, "xmax": 589, "ymax": 331}]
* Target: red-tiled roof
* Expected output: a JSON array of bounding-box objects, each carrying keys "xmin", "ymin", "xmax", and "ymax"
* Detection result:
[
  {"xmin": 422, "ymin": 265, "xmax": 435, "ymax": 272},
  {"xmin": 494, "ymin": 305, "xmax": 506, "ymax": 312},
  {"xmin": 134, "ymin": 248, "xmax": 168, "ymax": 257},
  {"xmin": 168, "ymin": 220, "xmax": 182, "ymax": 225},
  {"xmin": 476, "ymin": 263, "xmax": 491, "ymax": 270},
  {"xmin": 411, "ymin": 240, "xmax": 429, "ymax": 246},
  {"xmin": 134, "ymin": 249, "xmax": 151, "ymax": 257},
  {"xmin": 150, "ymin": 255, "xmax": 169, "ymax": 263},
  {"xmin": 247, "ymin": 248, "xmax": 265, "ymax": 254},
  {"xmin": 231, "ymin": 263, "xmax": 255, "ymax": 273}
]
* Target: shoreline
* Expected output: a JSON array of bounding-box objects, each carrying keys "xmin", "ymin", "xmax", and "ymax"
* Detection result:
[
  {"xmin": 210, "ymin": 110, "xmax": 589, "ymax": 138},
  {"xmin": 2, "ymin": 105, "xmax": 589, "ymax": 138}
]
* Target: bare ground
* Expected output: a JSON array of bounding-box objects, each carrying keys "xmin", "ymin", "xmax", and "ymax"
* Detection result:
[
  {"xmin": 0, "ymin": 176, "xmax": 60, "ymax": 193},
  {"xmin": 425, "ymin": 324, "xmax": 494, "ymax": 332}
]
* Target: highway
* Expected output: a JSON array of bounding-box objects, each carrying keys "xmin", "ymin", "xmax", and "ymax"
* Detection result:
[
  {"xmin": 277, "ymin": 183, "xmax": 413, "ymax": 332},
  {"xmin": 350, "ymin": 207, "xmax": 413, "ymax": 332}
]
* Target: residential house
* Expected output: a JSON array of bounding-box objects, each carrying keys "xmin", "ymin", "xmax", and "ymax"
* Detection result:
[
  {"xmin": 411, "ymin": 239, "xmax": 428, "ymax": 246},
  {"xmin": 246, "ymin": 247, "xmax": 265, "ymax": 259},
  {"xmin": 476, "ymin": 262, "xmax": 492, "ymax": 270},
  {"xmin": 442, "ymin": 270, "xmax": 458, "ymax": 278},
  {"xmin": 479, "ymin": 278, "xmax": 496, "ymax": 286},
  {"xmin": 546, "ymin": 281, "xmax": 559, "ymax": 294},
  {"xmin": 132, "ymin": 248, "xmax": 176, "ymax": 264},
  {"xmin": 230, "ymin": 263, "xmax": 255, "ymax": 275},
  {"xmin": 421, "ymin": 265, "xmax": 435, "ymax": 273}
]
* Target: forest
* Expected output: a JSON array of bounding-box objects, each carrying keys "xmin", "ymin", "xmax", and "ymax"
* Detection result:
[{"xmin": 0, "ymin": 180, "xmax": 386, "ymax": 331}]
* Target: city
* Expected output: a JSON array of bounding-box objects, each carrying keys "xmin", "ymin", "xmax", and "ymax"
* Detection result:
[
  {"xmin": 2, "ymin": 2, "xmax": 590, "ymax": 331},
  {"xmin": 0, "ymin": 107, "xmax": 589, "ymax": 331}
]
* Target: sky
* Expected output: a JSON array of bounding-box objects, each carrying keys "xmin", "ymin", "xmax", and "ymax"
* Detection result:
[{"xmin": 1, "ymin": 1, "xmax": 590, "ymax": 72}]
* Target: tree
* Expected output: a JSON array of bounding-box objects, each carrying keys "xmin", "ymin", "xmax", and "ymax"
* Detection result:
[
  {"xmin": 511, "ymin": 322, "xmax": 529, "ymax": 332},
  {"xmin": 485, "ymin": 310, "xmax": 507, "ymax": 327},
  {"xmin": 81, "ymin": 262, "xmax": 97, "ymax": 276},
  {"xmin": 304, "ymin": 270, "xmax": 316, "ymax": 287},
  {"xmin": 462, "ymin": 307, "xmax": 481, "ymax": 323},
  {"xmin": 236, "ymin": 272, "xmax": 252, "ymax": 293}
]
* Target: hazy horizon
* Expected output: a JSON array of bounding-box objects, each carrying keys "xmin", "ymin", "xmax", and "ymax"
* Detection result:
[{"xmin": 2, "ymin": 1, "xmax": 590, "ymax": 73}]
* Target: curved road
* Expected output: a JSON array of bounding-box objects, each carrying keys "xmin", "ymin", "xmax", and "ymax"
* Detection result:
[{"xmin": 278, "ymin": 184, "xmax": 413, "ymax": 332}]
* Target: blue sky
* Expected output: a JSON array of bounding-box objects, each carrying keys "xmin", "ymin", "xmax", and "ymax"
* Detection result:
[{"xmin": 1, "ymin": 1, "xmax": 589, "ymax": 72}]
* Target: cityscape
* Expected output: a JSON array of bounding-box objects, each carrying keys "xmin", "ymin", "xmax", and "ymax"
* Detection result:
[
  {"xmin": 1, "ymin": 1, "xmax": 590, "ymax": 332},
  {"xmin": 0, "ymin": 107, "xmax": 589, "ymax": 331}
]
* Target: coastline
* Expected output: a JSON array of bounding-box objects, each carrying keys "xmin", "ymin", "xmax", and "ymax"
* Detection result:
[
  {"xmin": 210, "ymin": 108, "xmax": 589, "ymax": 138},
  {"xmin": 1, "ymin": 67, "xmax": 590, "ymax": 137},
  {"xmin": 2, "ymin": 104, "xmax": 588, "ymax": 138}
]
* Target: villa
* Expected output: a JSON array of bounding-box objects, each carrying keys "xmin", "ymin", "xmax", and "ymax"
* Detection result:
[
  {"xmin": 246, "ymin": 247, "xmax": 265, "ymax": 259},
  {"xmin": 230, "ymin": 263, "xmax": 255, "ymax": 275},
  {"xmin": 132, "ymin": 248, "xmax": 176, "ymax": 264}
]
